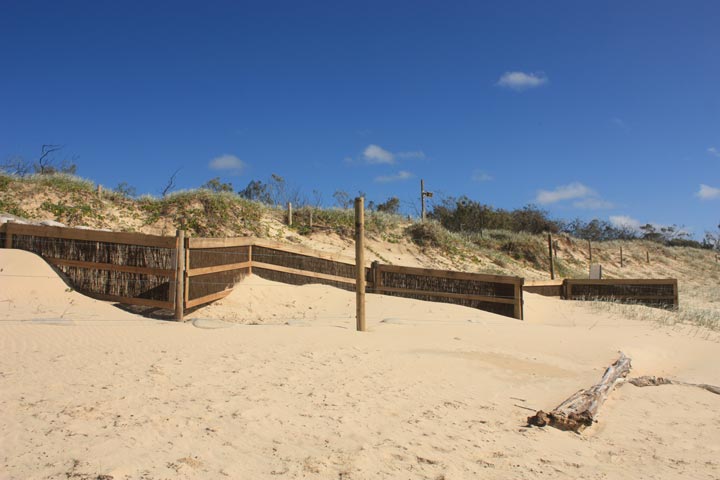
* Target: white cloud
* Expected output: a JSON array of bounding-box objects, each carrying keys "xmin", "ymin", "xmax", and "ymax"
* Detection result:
[
  {"xmin": 471, "ymin": 170, "xmax": 493, "ymax": 182},
  {"xmin": 708, "ymin": 147, "xmax": 720, "ymax": 158},
  {"xmin": 536, "ymin": 182, "xmax": 595, "ymax": 204},
  {"xmin": 536, "ymin": 182, "xmax": 614, "ymax": 209},
  {"xmin": 609, "ymin": 215, "xmax": 642, "ymax": 231},
  {"xmin": 374, "ymin": 170, "xmax": 413, "ymax": 183},
  {"xmin": 697, "ymin": 184, "xmax": 720, "ymax": 200},
  {"xmin": 396, "ymin": 150, "xmax": 426, "ymax": 159},
  {"xmin": 496, "ymin": 71, "xmax": 548, "ymax": 91},
  {"xmin": 363, "ymin": 144, "xmax": 395, "ymax": 164},
  {"xmin": 209, "ymin": 154, "xmax": 246, "ymax": 174}
]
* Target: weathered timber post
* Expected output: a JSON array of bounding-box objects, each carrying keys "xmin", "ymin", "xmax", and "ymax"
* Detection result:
[
  {"xmin": 355, "ymin": 197, "xmax": 366, "ymax": 332},
  {"xmin": 97, "ymin": 185, "xmax": 103, "ymax": 199},
  {"xmin": 370, "ymin": 260, "xmax": 380, "ymax": 293},
  {"xmin": 309, "ymin": 209, "xmax": 313, "ymax": 229},
  {"xmin": 174, "ymin": 228, "xmax": 186, "ymax": 321},
  {"xmin": 548, "ymin": 233, "xmax": 555, "ymax": 280},
  {"xmin": 420, "ymin": 179, "xmax": 426, "ymax": 222},
  {"xmin": 248, "ymin": 244, "xmax": 253, "ymax": 275},
  {"xmin": 588, "ymin": 240, "xmax": 592, "ymax": 263},
  {"xmin": 620, "ymin": 246, "xmax": 624, "ymax": 268},
  {"xmin": 4, "ymin": 220, "xmax": 13, "ymax": 249},
  {"xmin": 646, "ymin": 251, "xmax": 650, "ymax": 264},
  {"xmin": 287, "ymin": 202, "xmax": 293, "ymax": 226}
]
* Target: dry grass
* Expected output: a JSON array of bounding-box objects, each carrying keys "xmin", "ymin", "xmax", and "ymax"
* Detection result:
[{"xmin": 584, "ymin": 284, "xmax": 720, "ymax": 334}]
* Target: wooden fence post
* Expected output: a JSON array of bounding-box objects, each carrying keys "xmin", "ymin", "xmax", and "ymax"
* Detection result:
[
  {"xmin": 588, "ymin": 240, "xmax": 592, "ymax": 263},
  {"xmin": 646, "ymin": 251, "xmax": 650, "ymax": 264},
  {"xmin": 548, "ymin": 233, "xmax": 555, "ymax": 280},
  {"xmin": 355, "ymin": 197, "xmax": 366, "ymax": 332},
  {"xmin": 620, "ymin": 246, "xmax": 624, "ymax": 268},
  {"xmin": 514, "ymin": 281, "xmax": 523, "ymax": 320},
  {"xmin": 287, "ymin": 202, "xmax": 293, "ymax": 226},
  {"xmin": 174, "ymin": 228, "xmax": 186, "ymax": 321},
  {"xmin": 248, "ymin": 244, "xmax": 253, "ymax": 275},
  {"xmin": 309, "ymin": 210, "xmax": 313, "ymax": 229},
  {"xmin": 4, "ymin": 220, "xmax": 13, "ymax": 249},
  {"xmin": 97, "ymin": 185, "xmax": 103, "ymax": 199}
]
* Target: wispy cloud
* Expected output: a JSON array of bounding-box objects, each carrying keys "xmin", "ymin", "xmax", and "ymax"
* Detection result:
[
  {"xmin": 609, "ymin": 215, "xmax": 641, "ymax": 231},
  {"xmin": 374, "ymin": 170, "xmax": 413, "ymax": 183},
  {"xmin": 349, "ymin": 144, "xmax": 426, "ymax": 165},
  {"xmin": 471, "ymin": 170, "xmax": 493, "ymax": 182},
  {"xmin": 708, "ymin": 147, "xmax": 720, "ymax": 158},
  {"xmin": 209, "ymin": 154, "xmax": 246, "ymax": 174},
  {"xmin": 612, "ymin": 117, "xmax": 628, "ymax": 131},
  {"xmin": 536, "ymin": 182, "xmax": 614, "ymax": 209},
  {"xmin": 697, "ymin": 184, "xmax": 720, "ymax": 200},
  {"xmin": 496, "ymin": 71, "xmax": 548, "ymax": 91},
  {"xmin": 363, "ymin": 144, "xmax": 395, "ymax": 164}
]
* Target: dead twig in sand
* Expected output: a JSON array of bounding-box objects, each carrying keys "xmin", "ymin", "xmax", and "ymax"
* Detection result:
[{"xmin": 628, "ymin": 376, "xmax": 720, "ymax": 396}]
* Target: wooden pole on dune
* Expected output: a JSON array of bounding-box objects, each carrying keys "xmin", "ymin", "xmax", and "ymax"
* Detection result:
[
  {"xmin": 4, "ymin": 220, "xmax": 13, "ymax": 249},
  {"xmin": 548, "ymin": 233, "xmax": 555, "ymax": 280},
  {"xmin": 620, "ymin": 246, "xmax": 624, "ymax": 268},
  {"xmin": 355, "ymin": 197, "xmax": 366, "ymax": 332},
  {"xmin": 287, "ymin": 202, "xmax": 293, "ymax": 226},
  {"xmin": 174, "ymin": 227, "xmax": 186, "ymax": 321},
  {"xmin": 588, "ymin": 240, "xmax": 592, "ymax": 264}
]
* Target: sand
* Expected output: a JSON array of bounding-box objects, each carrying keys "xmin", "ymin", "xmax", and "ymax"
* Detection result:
[{"xmin": 1, "ymin": 249, "xmax": 719, "ymax": 479}]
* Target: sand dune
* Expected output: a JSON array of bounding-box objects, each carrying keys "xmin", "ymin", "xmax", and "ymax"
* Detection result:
[{"xmin": 1, "ymin": 249, "xmax": 719, "ymax": 479}]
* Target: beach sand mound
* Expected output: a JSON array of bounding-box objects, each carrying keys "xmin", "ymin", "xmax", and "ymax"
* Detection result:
[
  {"xmin": 1, "ymin": 248, "xmax": 719, "ymax": 479},
  {"xmin": 0, "ymin": 249, "xmax": 150, "ymax": 323}
]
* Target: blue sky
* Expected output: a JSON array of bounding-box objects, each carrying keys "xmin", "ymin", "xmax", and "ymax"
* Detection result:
[{"xmin": 1, "ymin": 0, "xmax": 719, "ymax": 236}]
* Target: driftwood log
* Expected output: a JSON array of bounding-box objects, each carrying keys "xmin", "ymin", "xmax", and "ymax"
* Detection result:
[
  {"xmin": 629, "ymin": 376, "xmax": 720, "ymax": 396},
  {"xmin": 528, "ymin": 352, "xmax": 631, "ymax": 432}
]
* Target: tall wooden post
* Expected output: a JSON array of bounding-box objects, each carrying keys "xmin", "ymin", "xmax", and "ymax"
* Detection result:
[
  {"xmin": 97, "ymin": 185, "xmax": 103, "ymax": 199},
  {"xmin": 355, "ymin": 197, "xmax": 366, "ymax": 332},
  {"xmin": 420, "ymin": 179, "xmax": 426, "ymax": 222},
  {"xmin": 620, "ymin": 246, "xmax": 624, "ymax": 268},
  {"xmin": 548, "ymin": 233, "xmax": 555, "ymax": 280},
  {"xmin": 4, "ymin": 220, "xmax": 13, "ymax": 249},
  {"xmin": 309, "ymin": 210, "xmax": 313, "ymax": 229},
  {"xmin": 287, "ymin": 202, "xmax": 293, "ymax": 226},
  {"xmin": 174, "ymin": 228, "xmax": 186, "ymax": 321},
  {"xmin": 588, "ymin": 240, "xmax": 592, "ymax": 263},
  {"xmin": 646, "ymin": 251, "xmax": 650, "ymax": 264}
]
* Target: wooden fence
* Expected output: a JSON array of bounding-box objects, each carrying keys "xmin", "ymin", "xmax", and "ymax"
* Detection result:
[
  {"xmin": 1, "ymin": 223, "xmax": 525, "ymax": 320},
  {"xmin": 1, "ymin": 222, "xmax": 178, "ymax": 309},
  {"xmin": 562, "ymin": 278, "xmax": 678, "ymax": 309},
  {"xmin": 371, "ymin": 263, "xmax": 524, "ymax": 319}
]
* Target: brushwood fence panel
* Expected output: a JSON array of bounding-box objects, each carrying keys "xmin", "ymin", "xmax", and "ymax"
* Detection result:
[
  {"xmin": 1, "ymin": 222, "xmax": 176, "ymax": 309},
  {"xmin": 563, "ymin": 279, "xmax": 678, "ymax": 309},
  {"xmin": 185, "ymin": 237, "xmax": 252, "ymax": 308},
  {"xmin": 250, "ymin": 241, "xmax": 359, "ymax": 292},
  {"xmin": 371, "ymin": 263, "xmax": 524, "ymax": 319}
]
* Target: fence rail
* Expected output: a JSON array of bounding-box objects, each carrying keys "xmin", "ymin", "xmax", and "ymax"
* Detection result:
[{"xmin": 1, "ymin": 224, "xmax": 526, "ymax": 319}]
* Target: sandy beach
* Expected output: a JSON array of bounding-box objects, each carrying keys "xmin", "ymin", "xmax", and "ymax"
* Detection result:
[{"xmin": 1, "ymin": 248, "xmax": 719, "ymax": 479}]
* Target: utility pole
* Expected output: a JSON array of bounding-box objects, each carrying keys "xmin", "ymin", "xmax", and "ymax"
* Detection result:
[{"xmin": 420, "ymin": 179, "xmax": 433, "ymax": 222}]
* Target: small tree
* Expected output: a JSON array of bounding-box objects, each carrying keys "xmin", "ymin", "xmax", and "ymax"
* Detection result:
[
  {"xmin": 332, "ymin": 190, "xmax": 351, "ymax": 209},
  {"xmin": 201, "ymin": 177, "xmax": 233, "ymax": 193},
  {"xmin": 376, "ymin": 196, "xmax": 401, "ymax": 214}
]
